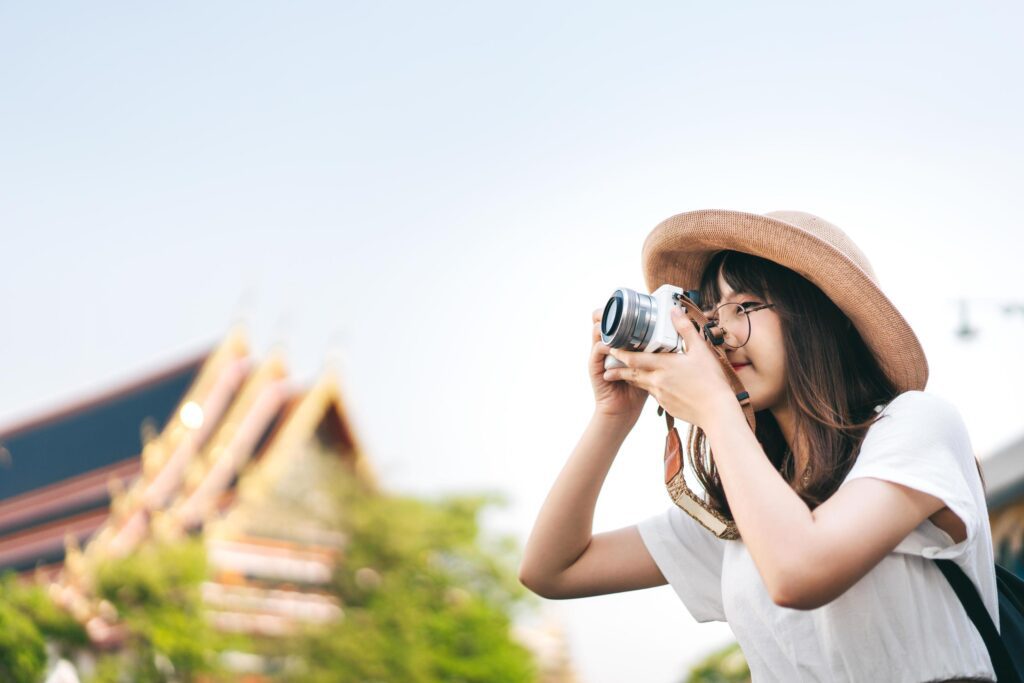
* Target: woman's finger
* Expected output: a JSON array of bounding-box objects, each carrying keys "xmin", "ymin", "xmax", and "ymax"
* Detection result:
[
  {"xmin": 672, "ymin": 308, "xmax": 703, "ymax": 353},
  {"xmin": 607, "ymin": 347, "xmax": 664, "ymax": 371},
  {"xmin": 603, "ymin": 365, "xmax": 648, "ymax": 386}
]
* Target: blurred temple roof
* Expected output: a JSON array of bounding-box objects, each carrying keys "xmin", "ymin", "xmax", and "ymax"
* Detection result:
[{"xmin": 0, "ymin": 354, "xmax": 205, "ymax": 502}]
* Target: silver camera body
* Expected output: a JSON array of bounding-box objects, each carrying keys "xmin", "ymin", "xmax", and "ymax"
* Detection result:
[{"xmin": 600, "ymin": 284, "xmax": 702, "ymax": 370}]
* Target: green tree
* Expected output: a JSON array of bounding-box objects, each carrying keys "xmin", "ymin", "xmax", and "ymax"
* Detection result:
[
  {"xmin": 0, "ymin": 571, "xmax": 89, "ymax": 682},
  {"xmin": 685, "ymin": 640, "xmax": 750, "ymax": 683},
  {"xmin": 13, "ymin": 441, "xmax": 540, "ymax": 681},
  {"xmin": 283, "ymin": 471, "xmax": 539, "ymax": 683},
  {"xmin": 0, "ymin": 598, "xmax": 47, "ymax": 683},
  {"xmin": 89, "ymin": 536, "xmax": 243, "ymax": 683}
]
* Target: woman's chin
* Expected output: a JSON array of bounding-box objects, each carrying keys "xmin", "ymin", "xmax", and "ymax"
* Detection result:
[{"xmin": 740, "ymin": 384, "xmax": 764, "ymax": 413}]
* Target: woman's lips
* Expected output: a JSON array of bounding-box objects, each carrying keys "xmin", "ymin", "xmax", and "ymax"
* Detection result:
[{"xmin": 731, "ymin": 363, "xmax": 750, "ymax": 370}]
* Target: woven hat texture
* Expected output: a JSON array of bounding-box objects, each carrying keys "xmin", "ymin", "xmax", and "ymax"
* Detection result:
[{"xmin": 641, "ymin": 209, "xmax": 927, "ymax": 392}]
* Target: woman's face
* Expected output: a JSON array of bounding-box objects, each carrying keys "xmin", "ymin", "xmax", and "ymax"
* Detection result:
[{"xmin": 712, "ymin": 269, "xmax": 787, "ymax": 413}]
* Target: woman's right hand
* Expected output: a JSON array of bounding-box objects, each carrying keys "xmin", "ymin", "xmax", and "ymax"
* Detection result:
[{"xmin": 589, "ymin": 307, "xmax": 649, "ymax": 423}]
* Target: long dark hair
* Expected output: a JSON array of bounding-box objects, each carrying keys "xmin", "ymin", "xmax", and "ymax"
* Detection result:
[{"xmin": 689, "ymin": 250, "xmax": 899, "ymax": 516}]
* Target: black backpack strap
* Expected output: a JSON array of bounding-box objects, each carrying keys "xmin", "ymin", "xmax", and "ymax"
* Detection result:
[{"xmin": 934, "ymin": 558, "xmax": 1021, "ymax": 683}]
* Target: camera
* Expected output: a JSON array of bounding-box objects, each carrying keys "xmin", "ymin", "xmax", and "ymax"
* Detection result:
[{"xmin": 600, "ymin": 285, "xmax": 704, "ymax": 370}]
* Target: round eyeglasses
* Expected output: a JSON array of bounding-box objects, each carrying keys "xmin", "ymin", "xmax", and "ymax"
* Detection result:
[{"xmin": 705, "ymin": 301, "xmax": 777, "ymax": 349}]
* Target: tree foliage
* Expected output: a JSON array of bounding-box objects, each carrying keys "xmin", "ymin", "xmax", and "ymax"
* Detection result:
[
  {"xmin": 282, "ymin": 472, "xmax": 539, "ymax": 682},
  {"xmin": 684, "ymin": 640, "xmax": 750, "ymax": 683},
  {"xmin": 0, "ymin": 571, "xmax": 88, "ymax": 683},
  {"xmin": 0, "ymin": 448, "xmax": 540, "ymax": 682},
  {"xmin": 0, "ymin": 597, "xmax": 47, "ymax": 683},
  {"xmin": 89, "ymin": 536, "xmax": 242, "ymax": 683}
]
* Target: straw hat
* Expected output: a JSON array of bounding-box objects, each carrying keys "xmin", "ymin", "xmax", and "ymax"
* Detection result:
[{"xmin": 641, "ymin": 209, "xmax": 928, "ymax": 393}]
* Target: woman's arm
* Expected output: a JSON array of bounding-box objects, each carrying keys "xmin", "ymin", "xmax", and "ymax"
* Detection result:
[
  {"xmin": 518, "ymin": 412, "xmax": 667, "ymax": 599},
  {"xmin": 702, "ymin": 396, "xmax": 949, "ymax": 610}
]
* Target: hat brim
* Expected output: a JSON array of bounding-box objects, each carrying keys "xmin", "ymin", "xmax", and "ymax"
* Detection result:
[{"xmin": 641, "ymin": 209, "xmax": 928, "ymax": 393}]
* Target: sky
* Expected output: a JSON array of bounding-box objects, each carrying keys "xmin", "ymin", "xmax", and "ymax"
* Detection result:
[{"xmin": 2, "ymin": 2, "xmax": 1023, "ymax": 682}]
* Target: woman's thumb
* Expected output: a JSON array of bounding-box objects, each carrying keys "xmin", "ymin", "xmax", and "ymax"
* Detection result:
[{"xmin": 671, "ymin": 306, "xmax": 702, "ymax": 350}]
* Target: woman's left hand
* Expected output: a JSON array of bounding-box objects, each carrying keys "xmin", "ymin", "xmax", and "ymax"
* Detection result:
[{"xmin": 603, "ymin": 306, "xmax": 737, "ymax": 428}]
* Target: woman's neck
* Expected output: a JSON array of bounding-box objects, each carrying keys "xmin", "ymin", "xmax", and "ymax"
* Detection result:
[{"xmin": 771, "ymin": 401, "xmax": 808, "ymax": 478}]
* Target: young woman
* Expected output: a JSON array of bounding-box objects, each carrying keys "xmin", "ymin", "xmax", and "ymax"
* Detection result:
[{"xmin": 519, "ymin": 210, "xmax": 998, "ymax": 682}]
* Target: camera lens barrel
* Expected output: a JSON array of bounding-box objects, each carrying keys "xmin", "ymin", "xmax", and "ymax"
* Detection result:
[{"xmin": 601, "ymin": 288, "xmax": 657, "ymax": 350}]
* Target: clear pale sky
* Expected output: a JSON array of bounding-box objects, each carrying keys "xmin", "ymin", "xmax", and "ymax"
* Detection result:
[{"xmin": 2, "ymin": 3, "xmax": 1022, "ymax": 682}]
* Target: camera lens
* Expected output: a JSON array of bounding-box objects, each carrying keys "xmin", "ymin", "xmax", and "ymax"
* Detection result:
[
  {"xmin": 601, "ymin": 295, "xmax": 622, "ymax": 338},
  {"xmin": 600, "ymin": 288, "xmax": 656, "ymax": 351}
]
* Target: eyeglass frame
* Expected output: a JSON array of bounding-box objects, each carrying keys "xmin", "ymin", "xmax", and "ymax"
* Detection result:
[{"xmin": 704, "ymin": 301, "xmax": 777, "ymax": 349}]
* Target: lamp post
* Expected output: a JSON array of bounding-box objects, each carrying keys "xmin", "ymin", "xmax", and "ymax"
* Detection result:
[{"xmin": 953, "ymin": 298, "xmax": 1024, "ymax": 341}]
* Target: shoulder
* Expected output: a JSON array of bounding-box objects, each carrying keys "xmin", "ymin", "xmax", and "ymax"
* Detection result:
[
  {"xmin": 881, "ymin": 389, "xmax": 959, "ymax": 415},
  {"xmin": 876, "ymin": 390, "xmax": 967, "ymax": 435},
  {"xmin": 863, "ymin": 390, "xmax": 974, "ymax": 465}
]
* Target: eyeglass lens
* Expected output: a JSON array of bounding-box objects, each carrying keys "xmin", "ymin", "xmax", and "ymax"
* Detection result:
[{"xmin": 713, "ymin": 303, "xmax": 751, "ymax": 348}]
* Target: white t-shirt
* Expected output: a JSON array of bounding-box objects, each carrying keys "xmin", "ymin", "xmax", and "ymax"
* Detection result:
[{"xmin": 636, "ymin": 390, "xmax": 998, "ymax": 683}]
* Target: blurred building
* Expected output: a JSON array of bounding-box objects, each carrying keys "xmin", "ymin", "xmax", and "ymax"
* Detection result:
[
  {"xmin": 0, "ymin": 328, "xmax": 376, "ymax": 657},
  {"xmin": 983, "ymin": 434, "xmax": 1024, "ymax": 577},
  {"xmin": 0, "ymin": 328, "xmax": 575, "ymax": 680},
  {"xmin": 0, "ymin": 350, "xmax": 204, "ymax": 577}
]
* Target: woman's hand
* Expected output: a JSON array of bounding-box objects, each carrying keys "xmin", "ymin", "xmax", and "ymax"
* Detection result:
[
  {"xmin": 589, "ymin": 307, "xmax": 649, "ymax": 422},
  {"xmin": 602, "ymin": 306, "xmax": 736, "ymax": 429}
]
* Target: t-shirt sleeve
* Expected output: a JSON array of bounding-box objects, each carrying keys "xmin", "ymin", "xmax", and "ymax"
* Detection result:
[
  {"xmin": 842, "ymin": 390, "xmax": 982, "ymax": 561},
  {"xmin": 635, "ymin": 504, "xmax": 727, "ymax": 622}
]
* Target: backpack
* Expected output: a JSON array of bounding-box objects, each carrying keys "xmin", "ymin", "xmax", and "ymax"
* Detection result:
[{"xmin": 934, "ymin": 558, "xmax": 1024, "ymax": 682}]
